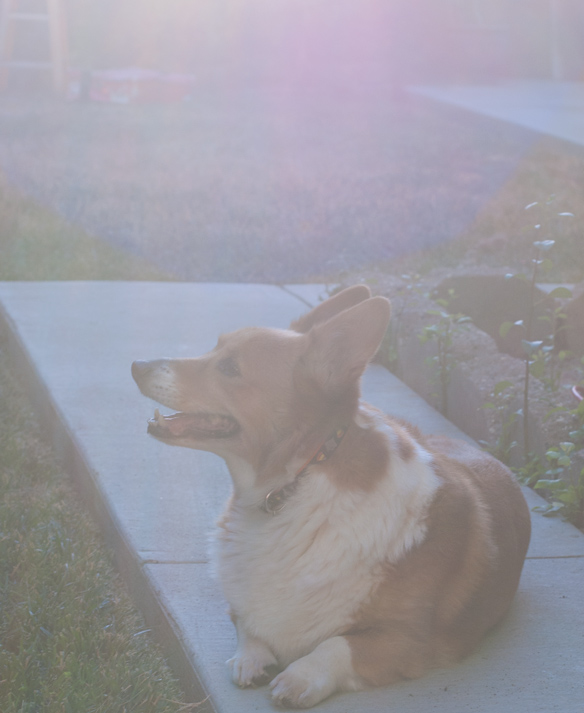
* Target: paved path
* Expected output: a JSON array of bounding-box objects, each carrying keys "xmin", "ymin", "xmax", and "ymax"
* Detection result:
[
  {"xmin": 0, "ymin": 87, "xmax": 535, "ymax": 282},
  {"xmin": 414, "ymin": 81, "xmax": 584, "ymax": 147},
  {"xmin": 0, "ymin": 281, "xmax": 582, "ymax": 712}
]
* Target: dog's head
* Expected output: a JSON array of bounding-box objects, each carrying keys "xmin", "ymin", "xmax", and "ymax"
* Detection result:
[{"xmin": 132, "ymin": 286, "xmax": 390, "ymax": 486}]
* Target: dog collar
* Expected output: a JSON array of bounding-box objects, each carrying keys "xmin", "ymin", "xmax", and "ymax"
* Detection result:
[{"xmin": 262, "ymin": 424, "xmax": 350, "ymax": 515}]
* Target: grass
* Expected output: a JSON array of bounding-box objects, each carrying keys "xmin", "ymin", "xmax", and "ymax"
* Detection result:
[
  {"xmin": 0, "ymin": 352, "xmax": 198, "ymax": 713},
  {"xmin": 0, "ymin": 176, "xmax": 196, "ymax": 710},
  {"xmin": 0, "ymin": 174, "xmax": 171, "ymax": 281},
  {"xmin": 376, "ymin": 134, "xmax": 584, "ymax": 284}
]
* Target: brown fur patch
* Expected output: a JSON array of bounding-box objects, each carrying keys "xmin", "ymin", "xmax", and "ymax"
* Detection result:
[
  {"xmin": 345, "ymin": 437, "xmax": 531, "ymax": 686},
  {"xmin": 319, "ymin": 421, "xmax": 389, "ymax": 492}
]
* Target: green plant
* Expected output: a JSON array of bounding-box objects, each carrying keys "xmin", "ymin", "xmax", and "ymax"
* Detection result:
[
  {"xmin": 499, "ymin": 201, "xmax": 575, "ymax": 458},
  {"xmin": 419, "ymin": 290, "xmax": 471, "ymax": 418},
  {"xmin": 480, "ymin": 380, "xmax": 518, "ymax": 463},
  {"xmin": 515, "ymin": 400, "xmax": 584, "ymax": 529},
  {"xmin": 515, "ymin": 453, "xmax": 546, "ymax": 489},
  {"xmin": 534, "ymin": 292, "xmax": 573, "ymax": 391},
  {"xmin": 533, "ymin": 439, "xmax": 584, "ymax": 529}
]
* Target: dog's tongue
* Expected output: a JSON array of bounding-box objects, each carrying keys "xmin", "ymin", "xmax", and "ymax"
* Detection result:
[
  {"xmin": 157, "ymin": 412, "xmax": 196, "ymax": 437},
  {"xmin": 148, "ymin": 410, "xmax": 238, "ymax": 438}
]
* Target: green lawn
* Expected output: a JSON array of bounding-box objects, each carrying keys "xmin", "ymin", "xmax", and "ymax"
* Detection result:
[
  {"xmin": 389, "ymin": 135, "xmax": 584, "ymax": 284},
  {"xmin": 0, "ymin": 178, "xmax": 197, "ymax": 711},
  {"xmin": 0, "ymin": 356, "xmax": 202, "ymax": 712},
  {"xmin": 0, "ymin": 175, "xmax": 171, "ymax": 281}
]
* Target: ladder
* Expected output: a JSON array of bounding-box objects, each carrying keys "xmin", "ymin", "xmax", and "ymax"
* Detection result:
[{"xmin": 0, "ymin": 0, "xmax": 68, "ymax": 92}]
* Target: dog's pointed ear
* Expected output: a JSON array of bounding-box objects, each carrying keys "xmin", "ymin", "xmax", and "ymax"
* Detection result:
[
  {"xmin": 303, "ymin": 296, "xmax": 391, "ymax": 392},
  {"xmin": 290, "ymin": 285, "xmax": 371, "ymax": 334}
]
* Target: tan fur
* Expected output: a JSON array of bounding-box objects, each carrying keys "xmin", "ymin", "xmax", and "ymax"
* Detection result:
[
  {"xmin": 290, "ymin": 284, "xmax": 371, "ymax": 334},
  {"xmin": 132, "ymin": 286, "xmax": 531, "ymax": 707},
  {"xmin": 347, "ymin": 431, "xmax": 530, "ymax": 686},
  {"xmin": 319, "ymin": 420, "xmax": 389, "ymax": 492}
]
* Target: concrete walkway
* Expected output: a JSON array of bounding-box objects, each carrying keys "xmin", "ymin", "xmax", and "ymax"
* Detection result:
[
  {"xmin": 413, "ymin": 81, "xmax": 584, "ymax": 147},
  {"xmin": 0, "ymin": 282, "xmax": 582, "ymax": 712}
]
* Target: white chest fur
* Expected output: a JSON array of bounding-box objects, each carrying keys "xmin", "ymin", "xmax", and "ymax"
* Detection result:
[{"xmin": 214, "ymin": 424, "xmax": 441, "ymax": 667}]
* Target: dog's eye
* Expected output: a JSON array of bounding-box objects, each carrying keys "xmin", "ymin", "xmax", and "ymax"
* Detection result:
[{"xmin": 217, "ymin": 356, "xmax": 240, "ymax": 378}]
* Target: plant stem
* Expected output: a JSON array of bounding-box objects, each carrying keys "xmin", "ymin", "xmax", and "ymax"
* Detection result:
[
  {"xmin": 440, "ymin": 330, "xmax": 449, "ymax": 418},
  {"xmin": 523, "ymin": 356, "xmax": 530, "ymax": 457},
  {"xmin": 523, "ymin": 248, "xmax": 540, "ymax": 458},
  {"xmin": 526, "ymin": 251, "xmax": 538, "ymax": 344}
]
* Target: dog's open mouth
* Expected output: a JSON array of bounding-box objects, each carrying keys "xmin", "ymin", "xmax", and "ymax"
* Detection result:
[{"xmin": 147, "ymin": 408, "xmax": 240, "ymax": 439}]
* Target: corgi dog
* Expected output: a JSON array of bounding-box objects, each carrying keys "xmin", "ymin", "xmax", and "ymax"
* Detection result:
[{"xmin": 132, "ymin": 285, "xmax": 531, "ymax": 708}]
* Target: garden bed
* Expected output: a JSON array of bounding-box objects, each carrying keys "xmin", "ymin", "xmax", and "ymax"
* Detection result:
[{"xmin": 335, "ymin": 266, "xmax": 584, "ymax": 528}]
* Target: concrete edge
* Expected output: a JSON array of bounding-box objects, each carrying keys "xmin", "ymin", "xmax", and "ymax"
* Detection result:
[{"xmin": 0, "ymin": 301, "xmax": 216, "ymax": 712}]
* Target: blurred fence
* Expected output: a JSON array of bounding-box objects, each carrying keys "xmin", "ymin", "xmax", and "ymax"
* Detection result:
[{"xmin": 62, "ymin": 0, "xmax": 584, "ymax": 83}]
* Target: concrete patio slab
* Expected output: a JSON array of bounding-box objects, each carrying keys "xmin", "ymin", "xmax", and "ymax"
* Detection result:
[
  {"xmin": 413, "ymin": 81, "xmax": 584, "ymax": 147},
  {"xmin": 0, "ymin": 281, "xmax": 582, "ymax": 712}
]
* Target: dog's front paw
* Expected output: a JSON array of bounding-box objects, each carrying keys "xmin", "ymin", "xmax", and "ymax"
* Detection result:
[
  {"xmin": 227, "ymin": 640, "xmax": 279, "ymax": 688},
  {"xmin": 270, "ymin": 658, "xmax": 337, "ymax": 709}
]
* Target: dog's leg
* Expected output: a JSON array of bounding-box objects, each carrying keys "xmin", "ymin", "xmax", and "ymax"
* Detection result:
[
  {"xmin": 228, "ymin": 624, "xmax": 279, "ymax": 688},
  {"xmin": 269, "ymin": 637, "xmax": 364, "ymax": 708},
  {"xmin": 269, "ymin": 626, "xmax": 432, "ymax": 708}
]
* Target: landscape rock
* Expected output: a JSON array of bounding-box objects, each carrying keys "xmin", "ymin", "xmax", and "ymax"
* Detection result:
[{"xmin": 433, "ymin": 273, "xmax": 557, "ymax": 358}]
